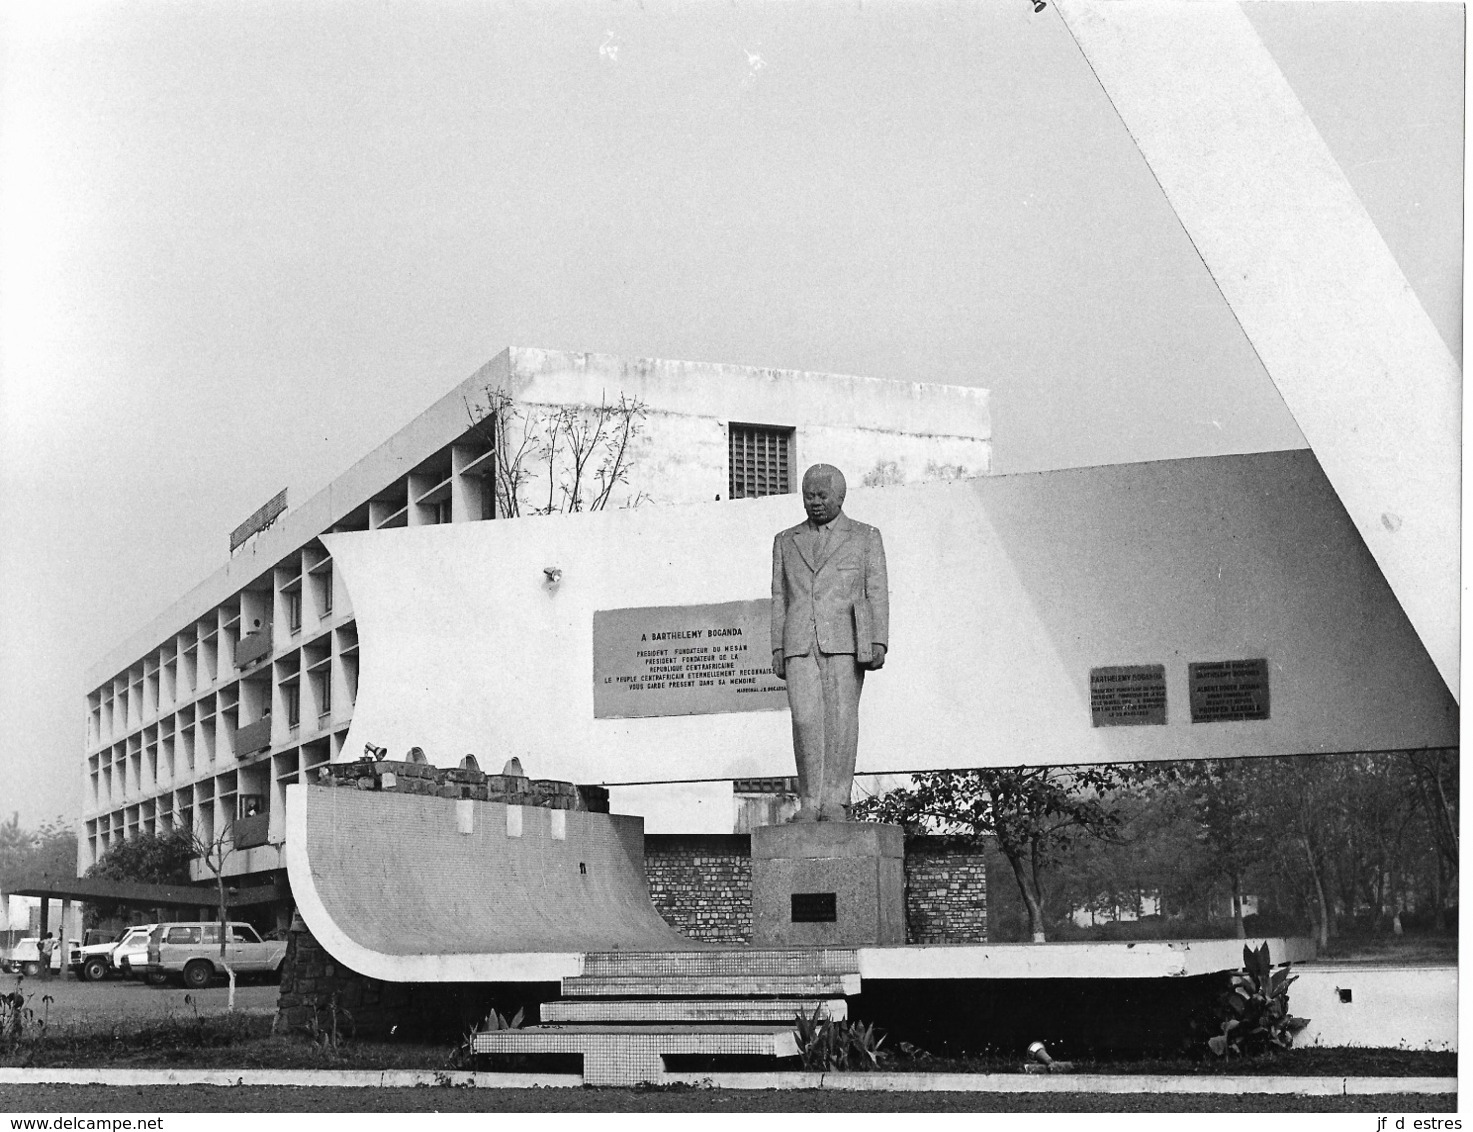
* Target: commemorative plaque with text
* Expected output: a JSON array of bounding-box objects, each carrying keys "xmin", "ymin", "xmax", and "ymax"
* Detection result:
[
  {"xmin": 1189, "ymin": 658, "xmax": 1270, "ymax": 723},
  {"xmin": 593, "ymin": 599, "xmax": 788, "ymax": 719},
  {"xmin": 1089, "ymin": 664, "xmax": 1167, "ymax": 726}
]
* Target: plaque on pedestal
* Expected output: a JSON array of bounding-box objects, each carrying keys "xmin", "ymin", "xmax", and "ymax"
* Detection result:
[{"xmin": 750, "ymin": 822, "xmax": 905, "ymax": 947}]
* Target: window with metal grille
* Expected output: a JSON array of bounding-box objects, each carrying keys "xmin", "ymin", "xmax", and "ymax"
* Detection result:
[{"xmin": 728, "ymin": 424, "xmax": 794, "ymax": 499}]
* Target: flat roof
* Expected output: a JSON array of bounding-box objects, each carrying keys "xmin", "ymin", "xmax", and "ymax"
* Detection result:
[{"xmin": 9, "ymin": 875, "xmax": 289, "ymax": 909}]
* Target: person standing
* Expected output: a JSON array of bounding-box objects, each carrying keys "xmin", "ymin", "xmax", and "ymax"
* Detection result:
[{"xmin": 38, "ymin": 932, "xmax": 56, "ymax": 978}]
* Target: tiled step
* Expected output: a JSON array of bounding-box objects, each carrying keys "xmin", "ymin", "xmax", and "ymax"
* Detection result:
[
  {"xmin": 471, "ymin": 1024, "xmax": 799, "ymax": 1087},
  {"xmin": 561, "ymin": 973, "xmax": 860, "ymax": 998},
  {"xmin": 541, "ymin": 997, "xmax": 846, "ymax": 1025},
  {"xmin": 579, "ymin": 948, "xmax": 859, "ymax": 979}
]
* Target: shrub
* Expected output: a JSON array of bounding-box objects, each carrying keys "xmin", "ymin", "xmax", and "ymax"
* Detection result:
[
  {"xmin": 1206, "ymin": 942, "xmax": 1309, "ymax": 1058},
  {"xmin": 0, "ymin": 977, "xmax": 49, "ymax": 1054},
  {"xmin": 449, "ymin": 1007, "xmax": 524, "ymax": 1069},
  {"xmin": 793, "ymin": 1006, "xmax": 885, "ymax": 1071}
]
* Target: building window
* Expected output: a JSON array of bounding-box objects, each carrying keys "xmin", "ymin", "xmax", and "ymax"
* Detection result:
[
  {"xmin": 322, "ymin": 566, "xmax": 333, "ymax": 615},
  {"xmin": 315, "ymin": 671, "xmax": 332, "ymax": 717},
  {"xmin": 284, "ymin": 683, "xmax": 300, "ymax": 729},
  {"xmin": 287, "ymin": 590, "xmax": 302, "ymax": 633},
  {"xmin": 728, "ymin": 424, "xmax": 794, "ymax": 499}
]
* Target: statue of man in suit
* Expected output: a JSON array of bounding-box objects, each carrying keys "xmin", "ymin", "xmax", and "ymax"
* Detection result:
[{"xmin": 771, "ymin": 464, "xmax": 889, "ymax": 822}]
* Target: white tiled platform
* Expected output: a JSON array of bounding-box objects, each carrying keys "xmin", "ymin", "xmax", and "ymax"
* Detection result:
[
  {"xmin": 473, "ymin": 947, "xmax": 858, "ymax": 1085},
  {"xmin": 471, "ymin": 1025, "xmax": 800, "ymax": 1087},
  {"xmin": 542, "ymin": 998, "xmax": 847, "ymax": 1024}
]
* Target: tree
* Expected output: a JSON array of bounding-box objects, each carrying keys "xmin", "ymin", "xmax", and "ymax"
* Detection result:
[
  {"xmin": 463, "ymin": 386, "xmax": 649, "ymax": 517},
  {"xmin": 1256, "ymin": 756, "xmax": 1342, "ymax": 949},
  {"xmin": 852, "ymin": 764, "xmax": 1139, "ymax": 942},
  {"xmin": 1333, "ymin": 754, "xmax": 1421, "ymax": 933},
  {"xmin": 1178, "ymin": 760, "xmax": 1272, "ymax": 939},
  {"xmin": 0, "ymin": 813, "xmax": 76, "ymax": 896},
  {"xmin": 190, "ymin": 828, "xmax": 241, "ymax": 1011},
  {"xmin": 1404, "ymin": 748, "xmax": 1458, "ymax": 929},
  {"xmin": 0, "ymin": 814, "xmax": 77, "ymax": 935},
  {"xmin": 1046, "ymin": 767, "xmax": 1214, "ymax": 931},
  {"xmin": 83, "ymin": 826, "xmax": 194, "ymax": 927}
]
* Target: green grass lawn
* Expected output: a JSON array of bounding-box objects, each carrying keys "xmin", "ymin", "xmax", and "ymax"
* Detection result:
[{"xmin": 1313, "ymin": 935, "xmax": 1458, "ymax": 965}]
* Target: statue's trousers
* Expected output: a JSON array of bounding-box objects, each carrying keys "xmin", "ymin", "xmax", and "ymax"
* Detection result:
[{"xmin": 784, "ymin": 648, "xmax": 866, "ymax": 812}]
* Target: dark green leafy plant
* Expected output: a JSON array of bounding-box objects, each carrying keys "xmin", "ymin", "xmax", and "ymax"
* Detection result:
[
  {"xmin": 481, "ymin": 1007, "xmax": 525, "ymax": 1032},
  {"xmin": 793, "ymin": 1006, "xmax": 886, "ymax": 1071},
  {"xmin": 1206, "ymin": 942, "xmax": 1310, "ymax": 1057},
  {"xmin": 0, "ymin": 977, "xmax": 50, "ymax": 1054},
  {"xmin": 449, "ymin": 1006, "xmax": 525, "ymax": 1069},
  {"xmin": 303, "ymin": 992, "xmax": 354, "ymax": 1056}
]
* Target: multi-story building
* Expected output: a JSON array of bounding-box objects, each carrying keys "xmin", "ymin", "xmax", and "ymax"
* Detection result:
[{"xmin": 81, "ymin": 347, "xmax": 991, "ymax": 902}]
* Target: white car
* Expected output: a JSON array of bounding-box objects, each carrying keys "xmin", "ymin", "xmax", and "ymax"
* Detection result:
[{"xmin": 2, "ymin": 938, "xmax": 58, "ymax": 977}]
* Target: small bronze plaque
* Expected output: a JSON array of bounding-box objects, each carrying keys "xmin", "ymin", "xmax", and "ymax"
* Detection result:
[
  {"xmin": 1090, "ymin": 664, "xmax": 1167, "ymax": 726},
  {"xmin": 791, "ymin": 892, "xmax": 838, "ymax": 923},
  {"xmin": 1189, "ymin": 658, "xmax": 1270, "ymax": 722}
]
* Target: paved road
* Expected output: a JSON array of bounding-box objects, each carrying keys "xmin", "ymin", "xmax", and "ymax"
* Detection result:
[
  {"xmin": 6, "ymin": 972, "xmax": 277, "ymax": 1027},
  {"xmin": 0, "ymin": 1084, "xmax": 1456, "ymax": 1113}
]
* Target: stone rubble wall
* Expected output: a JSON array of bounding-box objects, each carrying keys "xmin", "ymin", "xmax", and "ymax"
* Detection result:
[
  {"xmin": 317, "ymin": 759, "xmax": 610, "ymax": 811},
  {"xmin": 643, "ymin": 834, "xmax": 754, "ymax": 945},
  {"xmin": 901, "ymin": 839, "xmax": 989, "ymax": 944},
  {"xmin": 275, "ymin": 924, "xmax": 415, "ymax": 1037}
]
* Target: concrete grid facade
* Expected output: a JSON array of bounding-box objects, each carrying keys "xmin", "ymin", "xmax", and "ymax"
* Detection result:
[{"xmin": 82, "ymin": 347, "xmax": 991, "ymax": 891}]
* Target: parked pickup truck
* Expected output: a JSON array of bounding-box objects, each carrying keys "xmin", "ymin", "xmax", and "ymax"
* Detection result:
[
  {"xmin": 136, "ymin": 922, "xmax": 287, "ymax": 988},
  {"xmin": 69, "ymin": 925, "xmax": 155, "ymax": 982},
  {"xmin": 1, "ymin": 938, "xmax": 47, "ymax": 976}
]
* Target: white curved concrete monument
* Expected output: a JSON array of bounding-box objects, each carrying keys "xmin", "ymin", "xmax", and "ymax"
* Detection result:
[
  {"xmin": 322, "ymin": 449, "xmax": 1454, "ymax": 790},
  {"xmin": 287, "ymin": 448, "xmax": 1452, "ymax": 975}
]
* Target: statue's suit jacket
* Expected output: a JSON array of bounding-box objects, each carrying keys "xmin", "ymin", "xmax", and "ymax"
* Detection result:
[{"xmin": 771, "ymin": 513, "xmax": 889, "ymax": 658}]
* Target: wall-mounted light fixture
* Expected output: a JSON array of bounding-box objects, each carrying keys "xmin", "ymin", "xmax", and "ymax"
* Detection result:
[
  {"xmin": 544, "ymin": 566, "xmax": 563, "ymax": 586},
  {"xmin": 1025, "ymin": 1040, "xmax": 1073, "ymax": 1073}
]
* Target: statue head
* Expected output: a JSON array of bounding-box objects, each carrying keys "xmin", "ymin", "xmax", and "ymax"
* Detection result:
[{"xmin": 801, "ymin": 464, "xmax": 847, "ymax": 526}]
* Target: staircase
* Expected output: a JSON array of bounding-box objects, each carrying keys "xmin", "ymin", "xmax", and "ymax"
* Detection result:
[{"xmin": 471, "ymin": 948, "xmax": 860, "ymax": 1085}]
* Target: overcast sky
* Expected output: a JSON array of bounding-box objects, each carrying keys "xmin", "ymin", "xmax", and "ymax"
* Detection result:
[{"xmin": 0, "ymin": 1, "xmax": 1461, "ymax": 830}]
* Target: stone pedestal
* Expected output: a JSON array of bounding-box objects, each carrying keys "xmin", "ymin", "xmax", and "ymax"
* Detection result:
[{"xmin": 750, "ymin": 822, "xmax": 905, "ymax": 947}]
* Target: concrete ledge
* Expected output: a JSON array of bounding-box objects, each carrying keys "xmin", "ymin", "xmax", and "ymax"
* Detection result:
[
  {"xmin": 858, "ymin": 937, "xmax": 1318, "ymax": 980},
  {"xmin": 1292, "ymin": 965, "xmax": 1456, "ymax": 1051}
]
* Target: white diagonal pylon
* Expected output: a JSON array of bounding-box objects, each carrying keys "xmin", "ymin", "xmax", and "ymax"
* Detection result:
[{"xmin": 1056, "ymin": 0, "xmax": 1460, "ymax": 698}]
